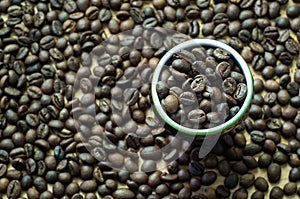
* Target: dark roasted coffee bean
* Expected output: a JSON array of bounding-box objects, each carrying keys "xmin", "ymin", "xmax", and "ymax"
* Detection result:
[
  {"xmin": 213, "ymin": 23, "xmax": 228, "ymax": 38},
  {"xmin": 285, "ymin": 38, "xmax": 300, "ymax": 54},
  {"xmin": 40, "ymin": 36, "xmax": 55, "ymax": 50},
  {"xmin": 283, "ymin": 182, "xmax": 297, "ymax": 196},
  {"xmin": 279, "ymin": 51, "xmax": 293, "ymax": 65},
  {"xmin": 267, "ymin": 163, "xmax": 281, "ymax": 183},
  {"xmin": 215, "ymin": 185, "xmax": 230, "ymax": 198},
  {"xmin": 174, "ymin": 90, "xmax": 195, "ymax": 106},
  {"xmin": 188, "ymin": 161, "xmax": 204, "ymax": 176},
  {"xmin": 0, "ymin": 149, "xmax": 9, "ymax": 163},
  {"xmin": 0, "ymin": 163, "xmax": 7, "ymax": 177},
  {"xmin": 250, "ymin": 130, "xmax": 265, "ymax": 143},
  {"xmin": 7, "ymin": 180, "xmax": 21, "ymax": 199},
  {"xmin": 254, "ymin": 177, "xmax": 268, "ymax": 192},
  {"xmin": 252, "ymin": 55, "xmax": 265, "ymax": 70},
  {"xmin": 239, "ymin": 173, "xmax": 255, "ymax": 188},
  {"xmin": 287, "ymin": 165, "xmax": 300, "ymax": 184},
  {"xmin": 196, "ymin": 0, "xmax": 210, "ymax": 8},
  {"xmin": 251, "ymin": 191, "xmax": 264, "ymax": 199},
  {"xmin": 189, "ymin": 20, "xmax": 200, "ymax": 38},
  {"xmin": 201, "ymin": 171, "xmax": 217, "ymax": 185},
  {"xmin": 243, "ymin": 156, "xmax": 258, "ymax": 169},
  {"xmin": 232, "ymin": 161, "xmax": 248, "ymax": 175},
  {"xmin": 273, "ymin": 150, "xmax": 288, "ymax": 164},
  {"xmin": 113, "ymin": 189, "xmax": 135, "ymax": 199},
  {"xmin": 130, "ymin": 7, "xmax": 144, "ymax": 24},
  {"xmin": 217, "ymin": 159, "xmax": 230, "ymax": 176},
  {"xmin": 224, "ymin": 173, "xmax": 238, "ymax": 189},
  {"xmin": 243, "ymin": 143, "xmax": 262, "ymax": 156},
  {"xmin": 185, "ymin": 5, "xmax": 200, "ymax": 19},
  {"xmin": 232, "ymin": 188, "xmax": 248, "ymax": 199},
  {"xmin": 140, "ymin": 146, "xmax": 162, "ymax": 160},
  {"xmin": 26, "ymin": 158, "xmax": 36, "ymax": 174},
  {"xmin": 270, "ymin": 186, "xmax": 284, "ymax": 199},
  {"xmin": 286, "ymin": 5, "xmax": 300, "ymax": 18}
]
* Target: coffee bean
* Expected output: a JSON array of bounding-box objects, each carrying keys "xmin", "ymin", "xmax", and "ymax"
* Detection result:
[
  {"xmin": 40, "ymin": 35, "xmax": 55, "ymax": 50},
  {"xmin": 130, "ymin": 7, "xmax": 144, "ymax": 23},
  {"xmin": 239, "ymin": 173, "xmax": 255, "ymax": 188},
  {"xmin": 284, "ymin": 182, "xmax": 297, "ymax": 196},
  {"xmin": 0, "ymin": 163, "xmax": 7, "ymax": 177},
  {"xmin": 141, "ymin": 160, "xmax": 157, "ymax": 173},
  {"xmin": 189, "ymin": 20, "xmax": 200, "ymax": 38},
  {"xmin": 196, "ymin": 0, "xmax": 210, "ymax": 8},
  {"xmin": 253, "ymin": 177, "xmax": 269, "ymax": 192},
  {"xmin": 201, "ymin": 171, "xmax": 217, "ymax": 185},
  {"xmin": 243, "ymin": 156, "xmax": 258, "ymax": 169},
  {"xmin": 217, "ymin": 159, "xmax": 230, "ymax": 176},
  {"xmin": 270, "ymin": 186, "xmax": 284, "ymax": 199},
  {"xmin": 7, "ymin": 180, "xmax": 21, "ymax": 199},
  {"xmin": 285, "ymin": 38, "xmax": 300, "ymax": 54},
  {"xmin": 250, "ymin": 130, "xmax": 265, "ymax": 143},
  {"xmin": 286, "ymin": 5, "xmax": 300, "ymax": 18},
  {"xmin": 80, "ymin": 180, "xmax": 97, "ymax": 192},
  {"xmin": 224, "ymin": 173, "xmax": 238, "ymax": 189},
  {"xmin": 273, "ymin": 151, "xmax": 288, "ymax": 164},
  {"xmin": 179, "ymin": 91, "xmax": 197, "ymax": 106},
  {"xmin": 163, "ymin": 95, "xmax": 179, "ymax": 113},
  {"xmin": 155, "ymin": 184, "xmax": 169, "ymax": 197},
  {"xmin": 243, "ymin": 143, "xmax": 262, "ymax": 156},
  {"xmin": 232, "ymin": 161, "xmax": 249, "ymax": 175},
  {"xmin": 0, "ymin": 150, "xmax": 9, "ymax": 163},
  {"xmin": 216, "ymin": 185, "xmax": 230, "ymax": 198},
  {"xmin": 113, "ymin": 189, "xmax": 135, "ymax": 199},
  {"xmin": 289, "ymin": 167, "xmax": 300, "ymax": 182},
  {"xmin": 185, "ymin": 5, "xmax": 200, "ymax": 20},
  {"xmin": 140, "ymin": 146, "xmax": 162, "ymax": 160},
  {"xmin": 267, "ymin": 163, "xmax": 281, "ymax": 183}
]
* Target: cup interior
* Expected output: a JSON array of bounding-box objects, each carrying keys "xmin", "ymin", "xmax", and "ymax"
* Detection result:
[{"xmin": 151, "ymin": 39, "xmax": 254, "ymax": 136}]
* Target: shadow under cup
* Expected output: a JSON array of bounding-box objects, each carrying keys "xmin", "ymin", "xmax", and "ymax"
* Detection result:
[{"xmin": 151, "ymin": 39, "xmax": 254, "ymax": 136}]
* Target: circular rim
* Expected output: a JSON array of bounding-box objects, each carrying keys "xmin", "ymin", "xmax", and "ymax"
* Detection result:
[{"xmin": 151, "ymin": 39, "xmax": 254, "ymax": 136}]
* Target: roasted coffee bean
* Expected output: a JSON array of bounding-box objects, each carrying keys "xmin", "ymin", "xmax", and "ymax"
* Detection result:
[
  {"xmin": 239, "ymin": 173, "xmax": 255, "ymax": 188},
  {"xmin": 224, "ymin": 173, "xmax": 238, "ymax": 189},
  {"xmin": 215, "ymin": 185, "xmax": 230, "ymax": 198},
  {"xmin": 254, "ymin": 177, "xmax": 269, "ymax": 192},
  {"xmin": 286, "ymin": 5, "xmax": 300, "ymax": 18},
  {"xmin": 112, "ymin": 189, "xmax": 135, "ymax": 199},
  {"xmin": 289, "ymin": 167, "xmax": 300, "ymax": 182},
  {"xmin": 185, "ymin": 5, "xmax": 200, "ymax": 20},
  {"xmin": 7, "ymin": 180, "xmax": 21, "ymax": 199},
  {"xmin": 284, "ymin": 182, "xmax": 297, "ymax": 196},
  {"xmin": 285, "ymin": 38, "xmax": 300, "ymax": 54},
  {"xmin": 273, "ymin": 151, "xmax": 288, "ymax": 164},
  {"xmin": 270, "ymin": 186, "xmax": 284, "ymax": 199},
  {"xmin": 0, "ymin": 150, "xmax": 9, "ymax": 163},
  {"xmin": 217, "ymin": 160, "xmax": 231, "ymax": 176},
  {"xmin": 129, "ymin": 8, "xmax": 143, "ymax": 24},
  {"xmin": 140, "ymin": 146, "xmax": 162, "ymax": 160},
  {"xmin": 189, "ymin": 20, "xmax": 200, "ymax": 38},
  {"xmin": 267, "ymin": 163, "xmax": 281, "ymax": 183},
  {"xmin": 201, "ymin": 171, "xmax": 217, "ymax": 185},
  {"xmin": 196, "ymin": 0, "xmax": 210, "ymax": 8},
  {"xmin": 188, "ymin": 161, "xmax": 204, "ymax": 176},
  {"xmin": 0, "ymin": 159, "xmax": 7, "ymax": 176},
  {"xmin": 243, "ymin": 142, "xmax": 262, "ymax": 156}
]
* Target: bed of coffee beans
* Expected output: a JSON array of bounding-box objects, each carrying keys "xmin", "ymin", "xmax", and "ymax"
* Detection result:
[
  {"xmin": 157, "ymin": 46, "xmax": 247, "ymax": 129},
  {"xmin": 0, "ymin": 0, "xmax": 300, "ymax": 198}
]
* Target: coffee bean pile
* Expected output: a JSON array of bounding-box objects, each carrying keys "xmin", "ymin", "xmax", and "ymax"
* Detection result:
[
  {"xmin": 157, "ymin": 46, "xmax": 247, "ymax": 129},
  {"xmin": 0, "ymin": 0, "xmax": 300, "ymax": 198}
]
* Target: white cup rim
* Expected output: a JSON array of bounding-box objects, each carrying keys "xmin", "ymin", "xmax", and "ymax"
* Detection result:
[{"xmin": 151, "ymin": 39, "xmax": 254, "ymax": 136}]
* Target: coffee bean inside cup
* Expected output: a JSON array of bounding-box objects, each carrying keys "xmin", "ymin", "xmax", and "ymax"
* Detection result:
[{"xmin": 157, "ymin": 46, "xmax": 247, "ymax": 129}]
